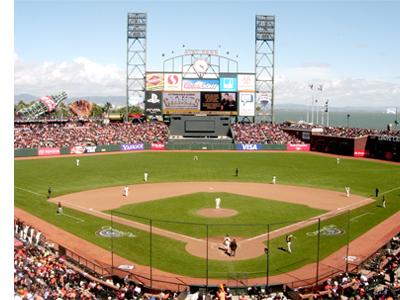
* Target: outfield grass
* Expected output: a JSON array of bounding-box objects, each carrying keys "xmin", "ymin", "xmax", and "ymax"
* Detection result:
[{"xmin": 14, "ymin": 152, "xmax": 400, "ymax": 278}]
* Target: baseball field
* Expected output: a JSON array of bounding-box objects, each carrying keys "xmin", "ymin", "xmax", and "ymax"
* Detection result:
[{"xmin": 14, "ymin": 151, "xmax": 400, "ymax": 281}]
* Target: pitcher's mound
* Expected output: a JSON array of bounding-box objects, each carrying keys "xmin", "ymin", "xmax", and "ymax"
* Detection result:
[{"xmin": 197, "ymin": 208, "xmax": 237, "ymax": 217}]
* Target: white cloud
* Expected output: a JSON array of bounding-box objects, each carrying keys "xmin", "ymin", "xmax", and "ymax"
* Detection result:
[
  {"xmin": 14, "ymin": 54, "xmax": 400, "ymax": 108},
  {"xmin": 274, "ymin": 65, "xmax": 400, "ymax": 107},
  {"xmin": 14, "ymin": 53, "xmax": 126, "ymax": 97}
]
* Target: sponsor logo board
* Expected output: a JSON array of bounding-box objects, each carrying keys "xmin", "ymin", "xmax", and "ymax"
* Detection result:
[
  {"xmin": 164, "ymin": 74, "xmax": 182, "ymax": 91},
  {"xmin": 239, "ymin": 92, "xmax": 255, "ymax": 116},
  {"xmin": 151, "ymin": 143, "xmax": 165, "ymax": 150},
  {"xmin": 182, "ymin": 79, "xmax": 219, "ymax": 91},
  {"xmin": 238, "ymin": 144, "xmax": 261, "ymax": 151},
  {"xmin": 38, "ymin": 147, "xmax": 60, "ymax": 156},
  {"xmin": 354, "ymin": 149, "xmax": 370, "ymax": 157},
  {"xmin": 162, "ymin": 92, "xmax": 201, "ymax": 114},
  {"xmin": 287, "ymin": 144, "xmax": 310, "ymax": 151},
  {"xmin": 121, "ymin": 144, "xmax": 144, "ymax": 151},
  {"xmin": 145, "ymin": 91, "xmax": 163, "ymax": 116},
  {"xmin": 237, "ymin": 74, "xmax": 255, "ymax": 92},
  {"xmin": 219, "ymin": 77, "xmax": 237, "ymax": 92},
  {"xmin": 146, "ymin": 73, "xmax": 164, "ymax": 91}
]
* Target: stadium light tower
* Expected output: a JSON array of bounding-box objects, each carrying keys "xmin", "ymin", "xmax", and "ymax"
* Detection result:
[
  {"xmin": 126, "ymin": 13, "xmax": 147, "ymax": 122},
  {"xmin": 255, "ymin": 15, "xmax": 275, "ymax": 124}
]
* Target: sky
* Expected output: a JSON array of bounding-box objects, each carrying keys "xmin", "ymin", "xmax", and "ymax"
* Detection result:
[{"xmin": 12, "ymin": 0, "xmax": 400, "ymax": 108}]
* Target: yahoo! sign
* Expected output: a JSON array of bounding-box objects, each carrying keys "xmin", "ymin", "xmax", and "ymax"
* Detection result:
[{"xmin": 121, "ymin": 143, "xmax": 144, "ymax": 151}]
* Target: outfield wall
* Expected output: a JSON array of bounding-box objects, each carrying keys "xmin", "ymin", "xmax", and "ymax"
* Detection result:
[{"xmin": 14, "ymin": 143, "xmax": 290, "ymax": 157}]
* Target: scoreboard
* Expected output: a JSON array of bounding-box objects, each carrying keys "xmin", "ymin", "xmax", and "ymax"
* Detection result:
[{"xmin": 144, "ymin": 73, "xmax": 256, "ymax": 117}]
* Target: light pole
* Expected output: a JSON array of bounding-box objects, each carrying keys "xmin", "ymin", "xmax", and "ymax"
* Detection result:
[{"xmin": 347, "ymin": 114, "xmax": 350, "ymax": 128}]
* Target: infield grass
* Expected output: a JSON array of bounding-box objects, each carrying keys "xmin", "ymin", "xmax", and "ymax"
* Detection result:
[{"xmin": 14, "ymin": 151, "xmax": 400, "ymax": 278}]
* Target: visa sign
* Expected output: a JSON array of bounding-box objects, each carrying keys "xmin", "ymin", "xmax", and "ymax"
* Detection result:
[{"xmin": 238, "ymin": 144, "xmax": 261, "ymax": 151}]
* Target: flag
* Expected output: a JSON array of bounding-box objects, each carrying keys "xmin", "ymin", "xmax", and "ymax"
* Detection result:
[
  {"xmin": 315, "ymin": 99, "xmax": 318, "ymax": 103},
  {"xmin": 386, "ymin": 108, "xmax": 396, "ymax": 114},
  {"xmin": 183, "ymin": 44, "xmax": 185, "ymax": 47},
  {"xmin": 172, "ymin": 51, "xmax": 174, "ymax": 54},
  {"xmin": 318, "ymin": 84, "xmax": 323, "ymax": 91},
  {"xmin": 227, "ymin": 51, "xmax": 229, "ymax": 55},
  {"xmin": 324, "ymin": 100, "xmax": 329, "ymax": 112},
  {"xmin": 162, "ymin": 53, "xmax": 165, "ymax": 57},
  {"xmin": 236, "ymin": 54, "xmax": 238, "ymax": 58},
  {"xmin": 309, "ymin": 84, "xmax": 314, "ymax": 90},
  {"xmin": 219, "ymin": 45, "xmax": 221, "ymax": 48}
]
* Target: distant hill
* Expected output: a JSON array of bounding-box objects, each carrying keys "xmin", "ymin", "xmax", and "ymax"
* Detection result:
[{"xmin": 14, "ymin": 94, "xmax": 391, "ymax": 112}]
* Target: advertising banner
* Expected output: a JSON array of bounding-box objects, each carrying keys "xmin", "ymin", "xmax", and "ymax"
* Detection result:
[
  {"xmin": 238, "ymin": 144, "xmax": 261, "ymax": 151},
  {"xmin": 39, "ymin": 95, "xmax": 57, "ymax": 113},
  {"xmin": 237, "ymin": 74, "xmax": 255, "ymax": 92},
  {"xmin": 146, "ymin": 73, "xmax": 164, "ymax": 91},
  {"xmin": 70, "ymin": 146, "xmax": 97, "ymax": 154},
  {"xmin": 354, "ymin": 149, "xmax": 370, "ymax": 157},
  {"xmin": 287, "ymin": 144, "xmax": 310, "ymax": 151},
  {"xmin": 38, "ymin": 147, "xmax": 60, "ymax": 156},
  {"xmin": 182, "ymin": 79, "xmax": 219, "ymax": 92},
  {"xmin": 121, "ymin": 144, "xmax": 145, "ymax": 151},
  {"xmin": 200, "ymin": 92, "xmax": 237, "ymax": 115},
  {"xmin": 164, "ymin": 74, "xmax": 182, "ymax": 91},
  {"xmin": 145, "ymin": 91, "xmax": 163, "ymax": 116},
  {"xmin": 220, "ymin": 77, "xmax": 237, "ymax": 92},
  {"xmin": 151, "ymin": 143, "xmax": 165, "ymax": 150},
  {"xmin": 162, "ymin": 92, "xmax": 201, "ymax": 115},
  {"xmin": 239, "ymin": 92, "xmax": 255, "ymax": 116}
]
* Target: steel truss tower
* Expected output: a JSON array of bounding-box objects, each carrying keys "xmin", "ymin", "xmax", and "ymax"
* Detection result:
[
  {"xmin": 255, "ymin": 15, "xmax": 275, "ymax": 123},
  {"xmin": 126, "ymin": 13, "xmax": 147, "ymax": 121}
]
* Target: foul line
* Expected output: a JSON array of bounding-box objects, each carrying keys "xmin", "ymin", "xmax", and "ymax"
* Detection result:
[{"xmin": 14, "ymin": 186, "xmax": 47, "ymax": 198}]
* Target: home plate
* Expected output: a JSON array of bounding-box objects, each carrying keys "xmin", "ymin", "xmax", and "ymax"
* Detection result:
[{"xmin": 210, "ymin": 188, "xmax": 213, "ymax": 189}]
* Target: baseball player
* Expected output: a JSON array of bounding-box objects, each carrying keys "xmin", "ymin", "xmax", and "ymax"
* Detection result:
[
  {"xmin": 144, "ymin": 172, "xmax": 148, "ymax": 181},
  {"xmin": 76, "ymin": 159, "xmax": 79, "ymax": 166},
  {"xmin": 337, "ymin": 157, "xmax": 340, "ymax": 164},
  {"xmin": 124, "ymin": 186, "xmax": 129, "ymax": 196},
  {"xmin": 286, "ymin": 234, "xmax": 296, "ymax": 253},
  {"xmin": 215, "ymin": 196, "xmax": 221, "ymax": 209},
  {"xmin": 345, "ymin": 186, "xmax": 350, "ymax": 197},
  {"xmin": 272, "ymin": 176, "xmax": 276, "ymax": 184},
  {"xmin": 58, "ymin": 202, "xmax": 63, "ymax": 214},
  {"xmin": 223, "ymin": 235, "xmax": 231, "ymax": 252},
  {"xmin": 194, "ymin": 155, "xmax": 198, "ymax": 160},
  {"xmin": 382, "ymin": 196, "xmax": 386, "ymax": 208}
]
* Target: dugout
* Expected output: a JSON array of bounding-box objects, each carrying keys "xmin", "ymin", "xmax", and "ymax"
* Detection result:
[{"xmin": 168, "ymin": 115, "xmax": 233, "ymax": 144}]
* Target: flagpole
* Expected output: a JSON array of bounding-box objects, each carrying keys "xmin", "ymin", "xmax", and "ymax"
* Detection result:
[{"xmin": 309, "ymin": 84, "xmax": 314, "ymax": 124}]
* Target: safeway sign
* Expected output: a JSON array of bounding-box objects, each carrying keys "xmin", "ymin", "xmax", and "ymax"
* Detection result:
[{"xmin": 287, "ymin": 144, "xmax": 310, "ymax": 151}]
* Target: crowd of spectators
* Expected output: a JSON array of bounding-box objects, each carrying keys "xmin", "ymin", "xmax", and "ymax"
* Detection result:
[
  {"xmin": 295, "ymin": 231, "xmax": 400, "ymax": 300},
  {"xmin": 13, "ymin": 118, "xmax": 400, "ymax": 150},
  {"xmin": 14, "ymin": 122, "xmax": 169, "ymax": 149},
  {"xmin": 231, "ymin": 123, "xmax": 304, "ymax": 144},
  {"xmin": 14, "ymin": 219, "xmax": 177, "ymax": 300}
]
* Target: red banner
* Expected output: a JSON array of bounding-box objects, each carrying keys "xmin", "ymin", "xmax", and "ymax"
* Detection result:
[
  {"xmin": 38, "ymin": 147, "xmax": 60, "ymax": 156},
  {"xmin": 287, "ymin": 144, "xmax": 310, "ymax": 151},
  {"xmin": 354, "ymin": 149, "xmax": 370, "ymax": 157},
  {"xmin": 151, "ymin": 143, "xmax": 165, "ymax": 150}
]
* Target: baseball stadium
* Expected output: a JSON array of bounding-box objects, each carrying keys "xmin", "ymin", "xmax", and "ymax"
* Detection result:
[{"xmin": 14, "ymin": 13, "xmax": 400, "ymax": 300}]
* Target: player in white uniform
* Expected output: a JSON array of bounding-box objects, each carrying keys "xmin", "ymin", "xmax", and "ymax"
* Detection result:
[
  {"xmin": 144, "ymin": 172, "xmax": 148, "ymax": 181},
  {"xmin": 223, "ymin": 235, "xmax": 231, "ymax": 252},
  {"xmin": 76, "ymin": 159, "xmax": 79, "ymax": 166},
  {"xmin": 215, "ymin": 197, "xmax": 221, "ymax": 209},
  {"xmin": 272, "ymin": 176, "xmax": 276, "ymax": 184},
  {"xmin": 124, "ymin": 186, "xmax": 129, "ymax": 196},
  {"xmin": 345, "ymin": 186, "xmax": 350, "ymax": 197}
]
